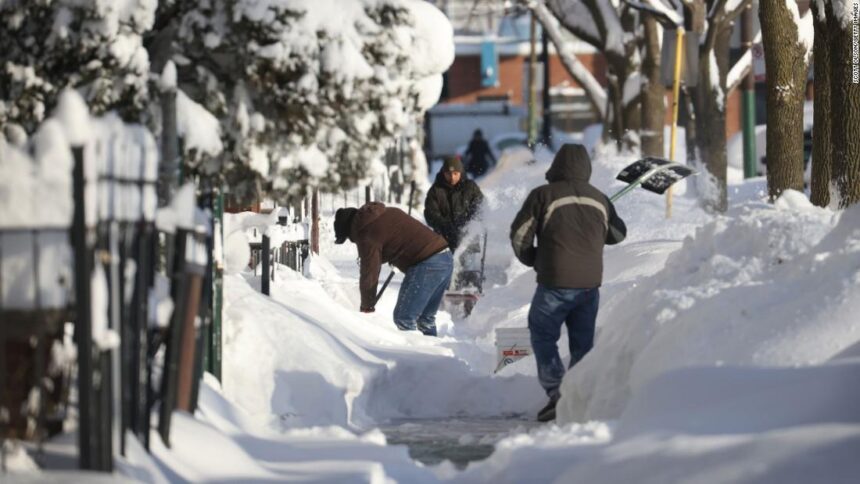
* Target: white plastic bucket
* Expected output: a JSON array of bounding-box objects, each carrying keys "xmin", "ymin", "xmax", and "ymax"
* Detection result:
[{"xmin": 494, "ymin": 327, "xmax": 532, "ymax": 373}]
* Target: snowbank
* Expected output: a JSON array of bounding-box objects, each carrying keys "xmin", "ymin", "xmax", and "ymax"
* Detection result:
[
  {"xmin": 105, "ymin": 148, "xmax": 860, "ymax": 482},
  {"xmin": 459, "ymin": 358, "xmax": 860, "ymax": 484},
  {"xmin": 557, "ymin": 196, "xmax": 859, "ymax": 423},
  {"xmin": 221, "ymin": 269, "xmax": 542, "ymax": 431}
]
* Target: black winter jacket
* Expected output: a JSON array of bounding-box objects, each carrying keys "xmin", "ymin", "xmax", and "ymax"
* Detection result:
[
  {"xmin": 509, "ymin": 144, "xmax": 626, "ymax": 289},
  {"xmin": 424, "ymin": 172, "xmax": 485, "ymax": 250}
]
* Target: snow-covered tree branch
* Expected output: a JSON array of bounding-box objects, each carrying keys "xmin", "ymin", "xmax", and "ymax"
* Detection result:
[
  {"xmin": 0, "ymin": 1, "xmax": 156, "ymax": 135},
  {"xmin": 531, "ymin": 1, "xmax": 607, "ymax": 117},
  {"xmin": 169, "ymin": 0, "xmax": 454, "ymax": 203}
]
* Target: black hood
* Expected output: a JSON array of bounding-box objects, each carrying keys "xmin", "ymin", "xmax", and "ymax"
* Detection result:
[{"xmin": 545, "ymin": 144, "xmax": 592, "ymax": 183}]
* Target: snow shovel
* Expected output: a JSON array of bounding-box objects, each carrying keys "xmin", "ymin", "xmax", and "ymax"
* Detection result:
[
  {"xmin": 444, "ymin": 230, "xmax": 488, "ymax": 315},
  {"xmin": 610, "ymin": 156, "xmax": 696, "ymax": 202},
  {"xmin": 492, "ymin": 157, "xmax": 696, "ymax": 373},
  {"xmin": 372, "ymin": 180, "xmax": 416, "ymax": 307}
]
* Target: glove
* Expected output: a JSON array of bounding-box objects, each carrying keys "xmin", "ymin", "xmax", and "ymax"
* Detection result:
[{"xmin": 360, "ymin": 306, "xmax": 375, "ymax": 313}]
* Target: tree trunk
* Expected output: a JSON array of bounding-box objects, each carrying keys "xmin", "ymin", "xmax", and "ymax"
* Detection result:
[
  {"xmin": 532, "ymin": 2, "xmax": 607, "ymax": 118},
  {"xmin": 829, "ymin": 2, "xmax": 860, "ymax": 207},
  {"xmin": 682, "ymin": 86, "xmax": 698, "ymax": 165},
  {"xmin": 694, "ymin": 28, "xmax": 731, "ymax": 212},
  {"xmin": 604, "ymin": 56, "xmax": 644, "ymax": 151},
  {"xmin": 619, "ymin": 8, "xmax": 641, "ymax": 151},
  {"xmin": 641, "ymin": 16, "xmax": 665, "ymax": 157},
  {"xmin": 759, "ymin": 0, "xmax": 809, "ymax": 201},
  {"xmin": 810, "ymin": 1, "xmax": 833, "ymax": 207},
  {"xmin": 604, "ymin": 73, "xmax": 625, "ymax": 148}
]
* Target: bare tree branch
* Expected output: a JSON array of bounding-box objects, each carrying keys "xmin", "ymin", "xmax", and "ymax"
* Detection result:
[
  {"xmin": 542, "ymin": 0, "xmax": 603, "ymax": 48},
  {"xmin": 531, "ymin": 0, "xmax": 608, "ymax": 118},
  {"xmin": 726, "ymin": 30, "xmax": 762, "ymax": 93}
]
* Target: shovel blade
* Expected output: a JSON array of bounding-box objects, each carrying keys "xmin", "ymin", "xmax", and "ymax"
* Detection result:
[{"xmin": 616, "ymin": 157, "xmax": 696, "ymax": 195}]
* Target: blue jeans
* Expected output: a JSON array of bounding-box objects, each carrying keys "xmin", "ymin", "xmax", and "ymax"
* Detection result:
[
  {"xmin": 393, "ymin": 250, "xmax": 453, "ymax": 336},
  {"xmin": 528, "ymin": 284, "xmax": 599, "ymax": 398}
]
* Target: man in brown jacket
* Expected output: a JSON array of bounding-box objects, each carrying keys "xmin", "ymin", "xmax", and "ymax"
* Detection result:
[
  {"xmin": 510, "ymin": 144, "xmax": 626, "ymax": 421},
  {"xmin": 334, "ymin": 202, "xmax": 453, "ymax": 336}
]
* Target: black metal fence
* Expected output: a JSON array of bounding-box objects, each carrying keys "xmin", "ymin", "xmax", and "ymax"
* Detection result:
[{"xmin": 0, "ymin": 116, "xmax": 221, "ymax": 472}]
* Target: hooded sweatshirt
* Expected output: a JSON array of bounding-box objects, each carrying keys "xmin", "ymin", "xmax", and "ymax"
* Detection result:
[
  {"xmin": 509, "ymin": 144, "xmax": 626, "ymax": 288},
  {"xmin": 349, "ymin": 202, "xmax": 448, "ymax": 308}
]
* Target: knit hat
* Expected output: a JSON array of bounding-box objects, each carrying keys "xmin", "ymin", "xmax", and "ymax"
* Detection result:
[
  {"xmin": 333, "ymin": 207, "xmax": 358, "ymax": 244},
  {"xmin": 442, "ymin": 156, "xmax": 464, "ymax": 174}
]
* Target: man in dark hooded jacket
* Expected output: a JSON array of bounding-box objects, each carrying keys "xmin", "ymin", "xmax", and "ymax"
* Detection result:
[
  {"xmin": 334, "ymin": 202, "xmax": 452, "ymax": 336},
  {"xmin": 510, "ymin": 144, "xmax": 626, "ymax": 422},
  {"xmin": 424, "ymin": 156, "xmax": 484, "ymax": 251}
]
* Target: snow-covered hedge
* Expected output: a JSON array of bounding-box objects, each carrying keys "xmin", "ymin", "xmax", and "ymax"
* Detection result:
[
  {"xmin": 0, "ymin": 0, "xmax": 156, "ymax": 134},
  {"xmin": 174, "ymin": 0, "xmax": 454, "ymax": 201}
]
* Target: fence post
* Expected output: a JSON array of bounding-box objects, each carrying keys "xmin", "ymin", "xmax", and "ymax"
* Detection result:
[
  {"xmin": 158, "ymin": 229, "xmax": 187, "ymax": 447},
  {"xmin": 208, "ymin": 187, "xmax": 224, "ymax": 381},
  {"xmin": 158, "ymin": 62, "xmax": 180, "ymax": 206},
  {"xmin": 176, "ymin": 233, "xmax": 205, "ymax": 414},
  {"xmin": 71, "ymin": 146, "xmax": 98, "ymax": 470},
  {"xmin": 129, "ymin": 222, "xmax": 153, "ymax": 448},
  {"xmin": 311, "ymin": 188, "xmax": 320, "ymax": 255},
  {"xmin": 261, "ymin": 234, "xmax": 271, "ymax": 296}
]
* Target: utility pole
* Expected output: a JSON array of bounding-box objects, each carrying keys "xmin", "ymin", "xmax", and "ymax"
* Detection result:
[
  {"xmin": 527, "ymin": 13, "xmax": 538, "ymax": 147},
  {"xmin": 741, "ymin": 3, "xmax": 758, "ymax": 179},
  {"xmin": 540, "ymin": 27, "xmax": 552, "ymax": 148},
  {"xmin": 666, "ymin": 26, "xmax": 685, "ymax": 219}
]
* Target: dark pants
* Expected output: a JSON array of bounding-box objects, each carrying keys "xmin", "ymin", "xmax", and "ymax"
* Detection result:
[
  {"xmin": 393, "ymin": 250, "xmax": 453, "ymax": 336},
  {"xmin": 528, "ymin": 284, "xmax": 599, "ymax": 398}
]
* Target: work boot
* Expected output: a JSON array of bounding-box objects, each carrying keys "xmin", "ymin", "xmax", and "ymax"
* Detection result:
[{"xmin": 537, "ymin": 394, "xmax": 560, "ymax": 422}]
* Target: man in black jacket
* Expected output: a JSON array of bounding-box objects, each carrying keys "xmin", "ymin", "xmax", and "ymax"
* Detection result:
[
  {"xmin": 510, "ymin": 144, "xmax": 626, "ymax": 422},
  {"xmin": 424, "ymin": 157, "xmax": 484, "ymax": 251}
]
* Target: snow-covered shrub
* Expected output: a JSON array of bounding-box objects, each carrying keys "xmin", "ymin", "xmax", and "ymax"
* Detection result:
[
  {"xmin": 0, "ymin": 0, "xmax": 156, "ymax": 134},
  {"xmin": 173, "ymin": 0, "xmax": 453, "ymax": 203}
]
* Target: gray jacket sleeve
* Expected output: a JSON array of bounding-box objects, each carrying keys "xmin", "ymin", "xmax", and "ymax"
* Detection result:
[
  {"xmin": 510, "ymin": 189, "xmax": 541, "ymax": 267},
  {"xmin": 605, "ymin": 197, "xmax": 627, "ymax": 245}
]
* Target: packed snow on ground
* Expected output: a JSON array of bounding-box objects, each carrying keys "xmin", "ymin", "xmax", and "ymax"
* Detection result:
[
  {"xmin": 12, "ymin": 141, "xmax": 857, "ymax": 481},
  {"xmin": 118, "ymin": 141, "xmax": 859, "ymax": 483}
]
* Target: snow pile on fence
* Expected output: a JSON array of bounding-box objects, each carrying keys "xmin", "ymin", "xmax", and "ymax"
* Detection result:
[{"xmin": 0, "ymin": 90, "xmax": 158, "ymax": 310}]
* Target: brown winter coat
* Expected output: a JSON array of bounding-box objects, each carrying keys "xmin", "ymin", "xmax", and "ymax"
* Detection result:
[
  {"xmin": 509, "ymin": 144, "xmax": 626, "ymax": 289},
  {"xmin": 349, "ymin": 202, "xmax": 448, "ymax": 308}
]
